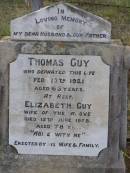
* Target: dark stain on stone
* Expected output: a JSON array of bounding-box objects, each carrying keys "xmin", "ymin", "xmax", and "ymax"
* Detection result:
[{"xmin": 15, "ymin": 43, "xmax": 26, "ymax": 54}]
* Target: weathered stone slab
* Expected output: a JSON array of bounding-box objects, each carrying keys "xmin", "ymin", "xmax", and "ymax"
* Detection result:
[
  {"xmin": 0, "ymin": 41, "xmax": 127, "ymax": 173},
  {"xmin": 9, "ymin": 54, "xmax": 110, "ymax": 156},
  {"xmin": 11, "ymin": 3, "xmax": 111, "ymax": 42}
]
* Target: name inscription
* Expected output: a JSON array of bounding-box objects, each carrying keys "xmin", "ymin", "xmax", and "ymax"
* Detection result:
[{"xmin": 9, "ymin": 54, "xmax": 110, "ymax": 156}]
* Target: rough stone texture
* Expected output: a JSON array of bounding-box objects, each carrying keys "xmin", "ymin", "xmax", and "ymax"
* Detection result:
[
  {"xmin": 0, "ymin": 40, "xmax": 128, "ymax": 173},
  {"xmin": 2, "ymin": 1, "xmax": 130, "ymax": 45},
  {"xmin": 40, "ymin": 1, "xmax": 130, "ymax": 46},
  {"xmin": 11, "ymin": 3, "xmax": 111, "ymax": 42}
]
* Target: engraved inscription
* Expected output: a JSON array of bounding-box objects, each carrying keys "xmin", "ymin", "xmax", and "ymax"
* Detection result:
[
  {"xmin": 11, "ymin": 3, "xmax": 111, "ymax": 42},
  {"xmin": 9, "ymin": 54, "xmax": 110, "ymax": 156}
]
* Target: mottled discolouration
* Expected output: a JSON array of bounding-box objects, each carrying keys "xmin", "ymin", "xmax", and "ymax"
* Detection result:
[
  {"xmin": 11, "ymin": 3, "xmax": 111, "ymax": 42},
  {"xmin": 0, "ymin": 40, "xmax": 128, "ymax": 173}
]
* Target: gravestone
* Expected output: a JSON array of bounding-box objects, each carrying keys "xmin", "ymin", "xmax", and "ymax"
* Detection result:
[
  {"xmin": 0, "ymin": 2, "xmax": 129, "ymax": 173},
  {"xmin": 9, "ymin": 54, "xmax": 109, "ymax": 156},
  {"xmin": 11, "ymin": 3, "xmax": 111, "ymax": 42}
]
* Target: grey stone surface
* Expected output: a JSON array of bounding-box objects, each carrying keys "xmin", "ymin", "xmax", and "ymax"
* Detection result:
[
  {"xmin": 9, "ymin": 54, "xmax": 109, "ymax": 156},
  {"xmin": 11, "ymin": 3, "xmax": 111, "ymax": 42},
  {"xmin": 0, "ymin": 40, "xmax": 128, "ymax": 173}
]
